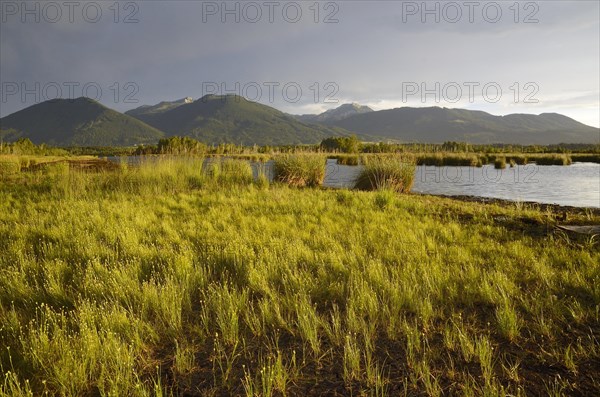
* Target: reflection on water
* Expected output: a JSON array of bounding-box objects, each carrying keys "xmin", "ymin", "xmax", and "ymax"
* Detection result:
[{"xmin": 109, "ymin": 157, "xmax": 600, "ymax": 208}]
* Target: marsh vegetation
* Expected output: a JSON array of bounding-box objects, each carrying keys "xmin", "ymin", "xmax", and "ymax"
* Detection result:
[{"xmin": 0, "ymin": 156, "xmax": 599, "ymax": 396}]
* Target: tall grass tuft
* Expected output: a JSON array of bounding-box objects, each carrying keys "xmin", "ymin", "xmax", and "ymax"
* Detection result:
[
  {"xmin": 494, "ymin": 157, "xmax": 507, "ymax": 170},
  {"xmin": 255, "ymin": 163, "xmax": 270, "ymax": 190},
  {"xmin": 209, "ymin": 159, "xmax": 254, "ymax": 186},
  {"xmin": 273, "ymin": 154, "xmax": 326, "ymax": 187},
  {"xmin": 507, "ymin": 155, "xmax": 528, "ymax": 165},
  {"xmin": 354, "ymin": 155, "xmax": 416, "ymax": 193}
]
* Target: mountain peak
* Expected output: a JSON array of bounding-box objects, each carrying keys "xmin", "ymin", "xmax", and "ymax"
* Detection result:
[
  {"xmin": 126, "ymin": 97, "xmax": 194, "ymax": 117},
  {"xmin": 335, "ymin": 102, "xmax": 373, "ymax": 112},
  {"xmin": 198, "ymin": 94, "xmax": 246, "ymax": 102},
  {"xmin": 296, "ymin": 102, "xmax": 374, "ymax": 124},
  {"xmin": 350, "ymin": 102, "xmax": 368, "ymax": 110}
]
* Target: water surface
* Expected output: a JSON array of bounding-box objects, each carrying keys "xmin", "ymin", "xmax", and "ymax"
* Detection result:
[{"xmin": 324, "ymin": 160, "xmax": 599, "ymax": 208}]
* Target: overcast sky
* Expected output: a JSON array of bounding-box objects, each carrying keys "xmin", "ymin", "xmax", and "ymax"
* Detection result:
[{"xmin": 1, "ymin": 1, "xmax": 599, "ymax": 127}]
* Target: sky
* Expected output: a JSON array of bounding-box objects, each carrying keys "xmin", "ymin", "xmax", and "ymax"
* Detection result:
[{"xmin": 1, "ymin": 0, "xmax": 599, "ymax": 127}]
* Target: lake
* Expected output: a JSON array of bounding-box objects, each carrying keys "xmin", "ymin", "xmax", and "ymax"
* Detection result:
[{"xmin": 321, "ymin": 159, "xmax": 600, "ymax": 208}]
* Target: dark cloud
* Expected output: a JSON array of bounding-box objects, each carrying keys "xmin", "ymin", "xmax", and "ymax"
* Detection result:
[{"xmin": 1, "ymin": 1, "xmax": 598, "ymax": 126}]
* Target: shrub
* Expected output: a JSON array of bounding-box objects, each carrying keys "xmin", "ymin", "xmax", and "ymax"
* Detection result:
[
  {"xmin": 320, "ymin": 136, "xmax": 361, "ymax": 153},
  {"xmin": 354, "ymin": 155, "xmax": 415, "ymax": 193},
  {"xmin": 273, "ymin": 155, "xmax": 326, "ymax": 187}
]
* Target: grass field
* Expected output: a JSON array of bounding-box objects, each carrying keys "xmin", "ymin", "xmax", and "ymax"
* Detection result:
[{"xmin": 0, "ymin": 156, "xmax": 599, "ymax": 396}]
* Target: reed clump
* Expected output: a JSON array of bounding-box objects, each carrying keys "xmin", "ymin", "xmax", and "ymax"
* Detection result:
[
  {"xmin": 494, "ymin": 157, "xmax": 507, "ymax": 169},
  {"xmin": 229, "ymin": 153, "xmax": 272, "ymax": 163},
  {"xmin": 571, "ymin": 154, "xmax": 600, "ymax": 163},
  {"xmin": 532, "ymin": 154, "xmax": 572, "ymax": 165},
  {"xmin": 354, "ymin": 155, "xmax": 416, "ymax": 193},
  {"xmin": 273, "ymin": 154, "xmax": 326, "ymax": 187},
  {"xmin": 331, "ymin": 154, "xmax": 360, "ymax": 166},
  {"xmin": 207, "ymin": 158, "xmax": 254, "ymax": 186},
  {"xmin": 417, "ymin": 153, "xmax": 480, "ymax": 167},
  {"xmin": 255, "ymin": 163, "xmax": 271, "ymax": 190},
  {"xmin": 506, "ymin": 155, "xmax": 528, "ymax": 165}
]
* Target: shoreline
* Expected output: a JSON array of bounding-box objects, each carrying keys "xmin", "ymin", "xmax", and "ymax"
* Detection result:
[{"xmin": 418, "ymin": 192, "xmax": 600, "ymax": 215}]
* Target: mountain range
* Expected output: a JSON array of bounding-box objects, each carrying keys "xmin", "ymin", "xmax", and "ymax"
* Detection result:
[
  {"xmin": 124, "ymin": 94, "xmax": 348, "ymax": 146},
  {"xmin": 326, "ymin": 107, "xmax": 599, "ymax": 145},
  {"xmin": 1, "ymin": 96, "xmax": 598, "ymax": 146}
]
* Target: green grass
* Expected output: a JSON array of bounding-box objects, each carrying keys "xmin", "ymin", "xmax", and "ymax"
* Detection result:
[
  {"xmin": 0, "ymin": 156, "xmax": 599, "ymax": 396},
  {"xmin": 0, "ymin": 160, "xmax": 20, "ymax": 178}
]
